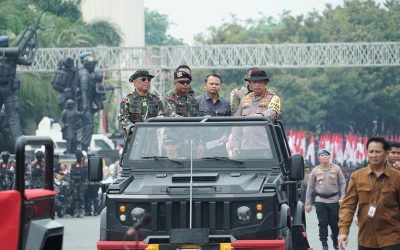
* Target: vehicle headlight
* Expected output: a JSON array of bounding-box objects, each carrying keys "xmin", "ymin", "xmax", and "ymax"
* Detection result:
[
  {"xmin": 131, "ymin": 207, "xmax": 146, "ymax": 225},
  {"xmin": 237, "ymin": 206, "xmax": 251, "ymax": 222}
]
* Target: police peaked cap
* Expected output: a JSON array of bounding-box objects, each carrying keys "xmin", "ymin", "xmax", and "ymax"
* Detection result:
[{"xmin": 245, "ymin": 68, "xmax": 269, "ymax": 82}]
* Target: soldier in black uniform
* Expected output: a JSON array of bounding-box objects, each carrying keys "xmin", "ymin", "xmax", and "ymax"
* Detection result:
[
  {"xmin": 0, "ymin": 151, "xmax": 15, "ymax": 190},
  {"xmin": 60, "ymin": 99, "xmax": 82, "ymax": 154},
  {"xmin": 29, "ymin": 149, "xmax": 45, "ymax": 189},
  {"xmin": 78, "ymin": 52, "xmax": 98, "ymax": 152},
  {"xmin": 70, "ymin": 150, "xmax": 88, "ymax": 218},
  {"xmin": 85, "ymin": 180, "xmax": 100, "ymax": 216},
  {"xmin": 0, "ymin": 36, "xmax": 31, "ymax": 148}
]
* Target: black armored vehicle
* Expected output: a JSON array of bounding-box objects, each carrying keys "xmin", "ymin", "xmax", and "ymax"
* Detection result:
[{"xmin": 90, "ymin": 117, "xmax": 311, "ymax": 250}]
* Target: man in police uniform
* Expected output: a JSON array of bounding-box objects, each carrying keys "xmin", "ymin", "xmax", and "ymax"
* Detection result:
[
  {"xmin": 229, "ymin": 67, "xmax": 255, "ymax": 114},
  {"xmin": 305, "ymin": 149, "xmax": 346, "ymax": 250},
  {"xmin": 235, "ymin": 68, "xmax": 280, "ymax": 121},
  {"xmin": 118, "ymin": 70, "xmax": 163, "ymax": 131},
  {"xmin": 163, "ymin": 71, "xmax": 198, "ymax": 117}
]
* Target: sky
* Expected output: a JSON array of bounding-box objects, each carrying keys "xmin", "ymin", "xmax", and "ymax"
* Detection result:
[{"xmin": 144, "ymin": 0, "xmax": 385, "ymax": 45}]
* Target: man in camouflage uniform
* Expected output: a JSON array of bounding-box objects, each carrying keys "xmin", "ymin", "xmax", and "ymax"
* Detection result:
[
  {"xmin": 229, "ymin": 67, "xmax": 255, "ymax": 114},
  {"xmin": 235, "ymin": 68, "xmax": 281, "ymax": 121},
  {"xmin": 164, "ymin": 71, "xmax": 198, "ymax": 117},
  {"xmin": 70, "ymin": 150, "xmax": 88, "ymax": 218},
  {"xmin": 29, "ymin": 149, "xmax": 45, "ymax": 188},
  {"xmin": 118, "ymin": 69, "xmax": 163, "ymax": 131},
  {"xmin": 166, "ymin": 65, "xmax": 197, "ymax": 97},
  {"xmin": 0, "ymin": 151, "xmax": 14, "ymax": 190}
]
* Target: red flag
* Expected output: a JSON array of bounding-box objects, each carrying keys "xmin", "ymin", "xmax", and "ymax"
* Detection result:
[{"xmin": 306, "ymin": 135, "xmax": 316, "ymax": 165}]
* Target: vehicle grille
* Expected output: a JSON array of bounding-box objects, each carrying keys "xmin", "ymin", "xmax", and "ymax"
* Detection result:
[{"xmin": 150, "ymin": 201, "xmax": 230, "ymax": 231}]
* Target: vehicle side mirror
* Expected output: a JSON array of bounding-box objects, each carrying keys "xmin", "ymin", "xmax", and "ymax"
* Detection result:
[
  {"xmin": 88, "ymin": 156, "xmax": 103, "ymax": 181},
  {"xmin": 289, "ymin": 154, "xmax": 305, "ymax": 181}
]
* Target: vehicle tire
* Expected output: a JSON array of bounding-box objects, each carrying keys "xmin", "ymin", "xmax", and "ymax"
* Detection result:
[{"xmin": 280, "ymin": 227, "xmax": 293, "ymax": 250}]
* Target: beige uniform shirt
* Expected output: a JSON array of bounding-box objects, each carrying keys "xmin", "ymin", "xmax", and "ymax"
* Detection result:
[
  {"xmin": 305, "ymin": 164, "xmax": 346, "ymax": 205},
  {"xmin": 235, "ymin": 91, "xmax": 281, "ymax": 121}
]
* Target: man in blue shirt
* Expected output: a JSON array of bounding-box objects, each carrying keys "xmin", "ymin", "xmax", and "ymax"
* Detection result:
[{"xmin": 195, "ymin": 74, "xmax": 231, "ymax": 117}]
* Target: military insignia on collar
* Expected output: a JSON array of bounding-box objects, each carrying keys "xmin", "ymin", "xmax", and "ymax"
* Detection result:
[{"xmin": 167, "ymin": 97, "xmax": 176, "ymax": 102}]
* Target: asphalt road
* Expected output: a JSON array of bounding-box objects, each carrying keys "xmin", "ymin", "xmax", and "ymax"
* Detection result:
[{"xmin": 58, "ymin": 207, "xmax": 359, "ymax": 250}]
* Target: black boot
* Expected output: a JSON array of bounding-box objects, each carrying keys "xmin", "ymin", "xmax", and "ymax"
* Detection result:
[
  {"xmin": 331, "ymin": 235, "xmax": 339, "ymax": 250},
  {"xmin": 322, "ymin": 242, "xmax": 329, "ymax": 250}
]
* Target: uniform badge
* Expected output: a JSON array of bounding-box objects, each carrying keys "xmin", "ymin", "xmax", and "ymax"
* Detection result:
[
  {"xmin": 259, "ymin": 98, "xmax": 268, "ymax": 106},
  {"xmin": 268, "ymin": 96, "xmax": 281, "ymax": 111}
]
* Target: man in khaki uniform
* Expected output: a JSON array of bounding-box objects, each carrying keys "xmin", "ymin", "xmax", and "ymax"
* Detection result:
[
  {"xmin": 229, "ymin": 68, "xmax": 255, "ymax": 114},
  {"xmin": 235, "ymin": 68, "xmax": 280, "ymax": 121},
  {"xmin": 305, "ymin": 149, "xmax": 346, "ymax": 250}
]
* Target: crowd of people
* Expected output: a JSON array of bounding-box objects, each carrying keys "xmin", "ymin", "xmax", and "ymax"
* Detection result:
[{"xmin": 118, "ymin": 65, "xmax": 281, "ymax": 130}]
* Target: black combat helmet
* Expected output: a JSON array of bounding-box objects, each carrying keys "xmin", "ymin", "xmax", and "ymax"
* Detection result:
[
  {"xmin": 62, "ymin": 57, "xmax": 74, "ymax": 69},
  {"xmin": 0, "ymin": 36, "xmax": 9, "ymax": 48},
  {"xmin": 65, "ymin": 99, "xmax": 75, "ymax": 109},
  {"xmin": 35, "ymin": 149, "xmax": 45, "ymax": 161},
  {"xmin": 1, "ymin": 151, "xmax": 10, "ymax": 162}
]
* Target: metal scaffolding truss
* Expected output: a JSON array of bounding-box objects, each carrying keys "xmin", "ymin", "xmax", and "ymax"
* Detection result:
[{"xmin": 18, "ymin": 42, "xmax": 400, "ymax": 72}]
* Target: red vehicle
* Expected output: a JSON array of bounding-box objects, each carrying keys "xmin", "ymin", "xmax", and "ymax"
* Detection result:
[{"xmin": 0, "ymin": 136, "xmax": 63, "ymax": 250}]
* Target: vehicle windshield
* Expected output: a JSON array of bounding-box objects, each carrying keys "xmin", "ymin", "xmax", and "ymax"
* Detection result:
[{"xmin": 128, "ymin": 124, "xmax": 274, "ymax": 161}]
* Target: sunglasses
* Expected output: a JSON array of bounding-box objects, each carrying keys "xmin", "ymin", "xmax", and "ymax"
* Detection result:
[
  {"xmin": 177, "ymin": 80, "xmax": 191, "ymax": 85},
  {"xmin": 139, "ymin": 77, "xmax": 152, "ymax": 82}
]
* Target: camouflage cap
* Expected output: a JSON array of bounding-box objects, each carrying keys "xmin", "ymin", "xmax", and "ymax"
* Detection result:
[
  {"xmin": 129, "ymin": 70, "xmax": 155, "ymax": 82},
  {"xmin": 245, "ymin": 68, "xmax": 269, "ymax": 82}
]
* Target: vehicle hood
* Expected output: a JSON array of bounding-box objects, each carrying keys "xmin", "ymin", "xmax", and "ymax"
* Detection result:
[{"xmin": 122, "ymin": 172, "xmax": 275, "ymax": 195}]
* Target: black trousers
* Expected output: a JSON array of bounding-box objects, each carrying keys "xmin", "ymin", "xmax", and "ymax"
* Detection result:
[
  {"xmin": 359, "ymin": 244, "xmax": 400, "ymax": 250},
  {"xmin": 315, "ymin": 202, "xmax": 339, "ymax": 245}
]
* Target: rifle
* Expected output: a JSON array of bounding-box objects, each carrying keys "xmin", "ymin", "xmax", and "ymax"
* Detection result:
[{"xmin": 16, "ymin": 10, "xmax": 45, "ymax": 64}]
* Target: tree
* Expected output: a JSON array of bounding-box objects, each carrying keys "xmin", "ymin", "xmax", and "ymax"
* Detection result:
[
  {"xmin": 193, "ymin": 0, "xmax": 400, "ymax": 134},
  {"xmin": 144, "ymin": 8, "xmax": 184, "ymax": 46},
  {"xmin": 0, "ymin": 0, "xmax": 122, "ymax": 135}
]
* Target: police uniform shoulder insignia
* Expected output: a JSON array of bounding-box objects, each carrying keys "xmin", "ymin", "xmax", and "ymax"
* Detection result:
[{"xmin": 268, "ymin": 95, "xmax": 281, "ymax": 112}]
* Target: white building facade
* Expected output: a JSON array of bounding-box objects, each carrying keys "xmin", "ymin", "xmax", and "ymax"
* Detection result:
[{"xmin": 80, "ymin": 0, "xmax": 145, "ymax": 47}]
